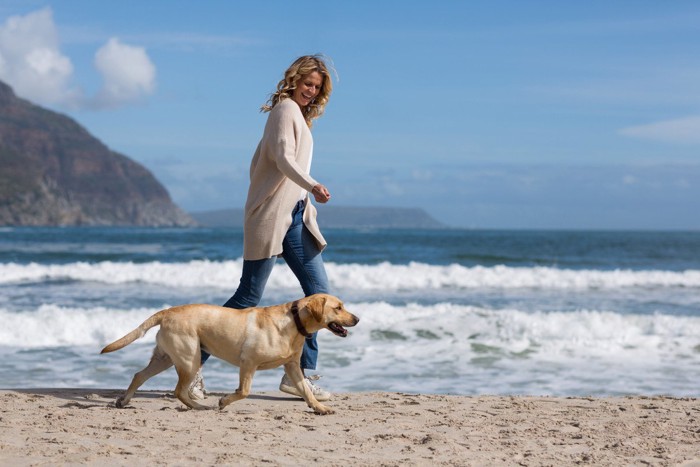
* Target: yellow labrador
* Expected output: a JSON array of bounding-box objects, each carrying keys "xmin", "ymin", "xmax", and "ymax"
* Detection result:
[{"xmin": 101, "ymin": 293, "xmax": 359, "ymax": 415}]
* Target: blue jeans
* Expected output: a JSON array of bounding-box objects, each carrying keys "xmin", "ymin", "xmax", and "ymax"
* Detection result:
[{"xmin": 201, "ymin": 200, "xmax": 329, "ymax": 370}]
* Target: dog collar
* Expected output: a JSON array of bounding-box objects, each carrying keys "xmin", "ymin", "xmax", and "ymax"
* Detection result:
[{"xmin": 291, "ymin": 301, "xmax": 311, "ymax": 337}]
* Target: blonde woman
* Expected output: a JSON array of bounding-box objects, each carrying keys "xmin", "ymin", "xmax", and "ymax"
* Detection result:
[{"xmin": 193, "ymin": 55, "xmax": 335, "ymax": 401}]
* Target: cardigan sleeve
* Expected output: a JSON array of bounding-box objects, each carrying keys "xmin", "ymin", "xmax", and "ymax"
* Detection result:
[{"xmin": 267, "ymin": 101, "xmax": 317, "ymax": 192}]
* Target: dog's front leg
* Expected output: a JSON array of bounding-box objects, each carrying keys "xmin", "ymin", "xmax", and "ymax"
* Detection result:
[
  {"xmin": 219, "ymin": 364, "xmax": 255, "ymax": 410},
  {"xmin": 283, "ymin": 362, "xmax": 334, "ymax": 415}
]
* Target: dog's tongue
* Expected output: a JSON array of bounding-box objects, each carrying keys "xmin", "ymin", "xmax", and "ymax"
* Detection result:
[{"xmin": 329, "ymin": 322, "xmax": 348, "ymax": 337}]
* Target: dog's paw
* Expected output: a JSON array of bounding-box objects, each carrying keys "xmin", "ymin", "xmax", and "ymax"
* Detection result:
[
  {"xmin": 218, "ymin": 397, "xmax": 227, "ymax": 411},
  {"xmin": 115, "ymin": 397, "xmax": 126, "ymax": 408},
  {"xmin": 314, "ymin": 405, "xmax": 335, "ymax": 415}
]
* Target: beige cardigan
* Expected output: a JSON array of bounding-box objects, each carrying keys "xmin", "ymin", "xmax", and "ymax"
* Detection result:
[{"xmin": 242, "ymin": 98, "xmax": 327, "ymax": 260}]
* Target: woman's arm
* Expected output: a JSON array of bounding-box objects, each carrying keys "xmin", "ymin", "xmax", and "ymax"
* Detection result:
[{"xmin": 268, "ymin": 102, "xmax": 318, "ymax": 192}]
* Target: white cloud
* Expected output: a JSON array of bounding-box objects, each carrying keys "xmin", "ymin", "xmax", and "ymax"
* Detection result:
[
  {"xmin": 0, "ymin": 7, "xmax": 79, "ymax": 105},
  {"xmin": 619, "ymin": 115, "xmax": 700, "ymax": 145},
  {"xmin": 411, "ymin": 169, "xmax": 433, "ymax": 181},
  {"xmin": 0, "ymin": 7, "xmax": 156, "ymax": 110},
  {"xmin": 622, "ymin": 175, "xmax": 637, "ymax": 185},
  {"xmin": 93, "ymin": 38, "xmax": 156, "ymax": 108}
]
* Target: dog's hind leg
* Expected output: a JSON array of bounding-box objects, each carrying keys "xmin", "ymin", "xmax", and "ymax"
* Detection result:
[
  {"xmin": 173, "ymin": 366, "xmax": 211, "ymax": 410},
  {"xmin": 218, "ymin": 363, "xmax": 256, "ymax": 410},
  {"xmin": 116, "ymin": 346, "xmax": 173, "ymax": 408},
  {"xmin": 172, "ymin": 351, "xmax": 210, "ymax": 410}
]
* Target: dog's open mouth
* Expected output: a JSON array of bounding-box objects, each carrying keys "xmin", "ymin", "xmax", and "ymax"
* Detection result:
[{"xmin": 328, "ymin": 322, "xmax": 348, "ymax": 337}]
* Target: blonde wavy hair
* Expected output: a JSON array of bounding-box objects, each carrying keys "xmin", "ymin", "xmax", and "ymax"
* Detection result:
[{"xmin": 261, "ymin": 54, "xmax": 334, "ymax": 128}]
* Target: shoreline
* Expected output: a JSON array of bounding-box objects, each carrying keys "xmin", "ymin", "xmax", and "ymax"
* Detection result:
[{"xmin": 1, "ymin": 389, "xmax": 699, "ymax": 466}]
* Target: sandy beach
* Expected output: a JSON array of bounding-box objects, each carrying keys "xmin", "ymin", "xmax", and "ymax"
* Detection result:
[{"xmin": 0, "ymin": 389, "xmax": 698, "ymax": 466}]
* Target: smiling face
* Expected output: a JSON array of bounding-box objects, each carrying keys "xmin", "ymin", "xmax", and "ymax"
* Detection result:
[{"xmin": 291, "ymin": 71, "xmax": 323, "ymax": 108}]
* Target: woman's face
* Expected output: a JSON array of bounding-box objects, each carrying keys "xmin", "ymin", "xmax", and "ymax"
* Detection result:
[{"xmin": 291, "ymin": 71, "xmax": 323, "ymax": 108}]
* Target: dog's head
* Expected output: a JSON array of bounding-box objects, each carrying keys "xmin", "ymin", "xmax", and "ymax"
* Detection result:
[{"xmin": 304, "ymin": 294, "xmax": 359, "ymax": 338}]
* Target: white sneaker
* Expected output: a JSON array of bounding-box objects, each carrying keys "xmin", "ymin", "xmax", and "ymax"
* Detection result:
[
  {"xmin": 279, "ymin": 374, "xmax": 331, "ymax": 402},
  {"xmin": 188, "ymin": 368, "xmax": 207, "ymax": 400}
]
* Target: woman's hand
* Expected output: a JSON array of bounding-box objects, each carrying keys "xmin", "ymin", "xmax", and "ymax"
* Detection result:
[{"xmin": 312, "ymin": 184, "xmax": 331, "ymax": 203}]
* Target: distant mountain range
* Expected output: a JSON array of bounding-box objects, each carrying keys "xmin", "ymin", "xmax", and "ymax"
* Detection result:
[
  {"xmin": 191, "ymin": 205, "xmax": 445, "ymax": 229},
  {"xmin": 0, "ymin": 80, "xmax": 194, "ymax": 227}
]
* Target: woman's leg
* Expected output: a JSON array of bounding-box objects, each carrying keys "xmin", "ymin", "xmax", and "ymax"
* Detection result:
[
  {"xmin": 222, "ymin": 257, "xmax": 276, "ymax": 309},
  {"xmin": 281, "ymin": 204, "xmax": 330, "ymax": 371}
]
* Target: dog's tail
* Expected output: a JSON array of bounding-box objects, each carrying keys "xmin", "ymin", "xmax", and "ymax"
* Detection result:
[{"xmin": 100, "ymin": 309, "xmax": 168, "ymax": 354}]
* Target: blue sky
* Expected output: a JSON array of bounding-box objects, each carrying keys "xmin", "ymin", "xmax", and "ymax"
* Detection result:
[{"xmin": 1, "ymin": 1, "xmax": 699, "ymax": 229}]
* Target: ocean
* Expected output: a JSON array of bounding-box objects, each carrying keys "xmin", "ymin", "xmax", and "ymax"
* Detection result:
[{"xmin": 1, "ymin": 227, "xmax": 699, "ymax": 397}]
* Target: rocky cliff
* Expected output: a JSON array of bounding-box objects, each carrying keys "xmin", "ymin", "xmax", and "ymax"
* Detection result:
[{"xmin": 0, "ymin": 81, "xmax": 194, "ymax": 227}]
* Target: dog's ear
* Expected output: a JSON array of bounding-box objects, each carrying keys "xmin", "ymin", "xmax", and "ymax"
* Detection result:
[{"xmin": 307, "ymin": 295, "xmax": 327, "ymax": 322}]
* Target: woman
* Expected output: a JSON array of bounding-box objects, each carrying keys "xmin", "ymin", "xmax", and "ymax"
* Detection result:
[{"xmin": 192, "ymin": 55, "xmax": 335, "ymax": 401}]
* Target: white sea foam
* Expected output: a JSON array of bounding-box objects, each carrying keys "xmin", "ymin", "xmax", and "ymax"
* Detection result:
[
  {"xmin": 0, "ymin": 305, "xmax": 162, "ymax": 348},
  {"xmin": 2, "ymin": 302, "xmax": 699, "ymax": 356},
  {"xmin": 2, "ymin": 260, "xmax": 699, "ymax": 290},
  {"xmin": 320, "ymin": 301, "xmax": 700, "ymax": 395},
  {"xmin": 2, "ymin": 302, "xmax": 699, "ymax": 396}
]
